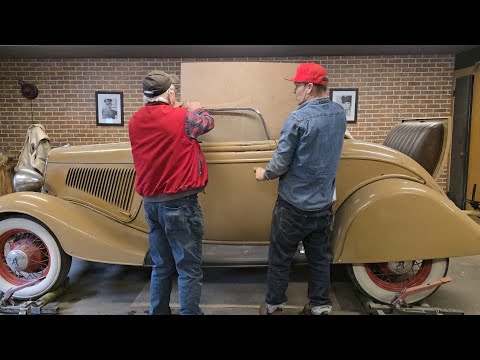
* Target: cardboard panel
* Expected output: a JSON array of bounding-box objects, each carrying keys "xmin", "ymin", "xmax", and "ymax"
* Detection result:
[{"xmin": 181, "ymin": 62, "xmax": 300, "ymax": 140}]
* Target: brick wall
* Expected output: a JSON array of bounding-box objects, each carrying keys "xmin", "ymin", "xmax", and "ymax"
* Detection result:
[{"xmin": 0, "ymin": 55, "xmax": 454, "ymax": 189}]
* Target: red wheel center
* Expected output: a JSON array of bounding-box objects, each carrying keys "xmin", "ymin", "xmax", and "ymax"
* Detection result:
[
  {"xmin": 365, "ymin": 260, "xmax": 432, "ymax": 291},
  {"xmin": 9, "ymin": 239, "xmax": 43, "ymax": 272},
  {"xmin": 0, "ymin": 228, "xmax": 50, "ymax": 285}
]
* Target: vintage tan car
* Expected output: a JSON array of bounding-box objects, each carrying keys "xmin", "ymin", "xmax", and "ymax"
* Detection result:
[{"xmin": 1, "ymin": 108, "xmax": 480, "ymax": 306}]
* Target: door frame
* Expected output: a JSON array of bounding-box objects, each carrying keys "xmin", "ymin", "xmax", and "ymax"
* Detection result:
[{"xmin": 452, "ymin": 62, "xmax": 480, "ymax": 208}]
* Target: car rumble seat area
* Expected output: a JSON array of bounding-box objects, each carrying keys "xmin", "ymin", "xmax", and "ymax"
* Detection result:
[{"xmin": 383, "ymin": 121, "xmax": 444, "ymax": 176}]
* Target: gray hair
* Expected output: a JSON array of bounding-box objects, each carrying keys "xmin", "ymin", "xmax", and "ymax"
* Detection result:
[{"xmin": 144, "ymin": 84, "xmax": 175, "ymax": 104}]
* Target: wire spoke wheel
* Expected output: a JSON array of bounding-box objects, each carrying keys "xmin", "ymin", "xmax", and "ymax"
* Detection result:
[
  {"xmin": 1, "ymin": 229, "xmax": 50, "ymax": 285},
  {"xmin": 365, "ymin": 260, "xmax": 431, "ymax": 292},
  {"xmin": 348, "ymin": 259, "xmax": 449, "ymax": 304},
  {"xmin": 0, "ymin": 216, "xmax": 71, "ymax": 300}
]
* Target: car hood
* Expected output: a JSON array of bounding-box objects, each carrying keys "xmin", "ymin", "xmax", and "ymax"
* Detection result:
[{"xmin": 48, "ymin": 143, "xmax": 134, "ymax": 164}]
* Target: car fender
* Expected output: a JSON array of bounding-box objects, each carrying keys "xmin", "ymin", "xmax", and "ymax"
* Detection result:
[
  {"xmin": 331, "ymin": 178, "xmax": 480, "ymax": 263},
  {"xmin": 0, "ymin": 192, "xmax": 148, "ymax": 265}
]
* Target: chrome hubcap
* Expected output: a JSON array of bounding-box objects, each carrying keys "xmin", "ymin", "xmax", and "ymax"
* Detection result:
[
  {"xmin": 387, "ymin": 261, "xmax": 414, "ymax": 275},
  {"xmin": 6, "ymin": 250, "xmax": 29, "ymax": 271}
]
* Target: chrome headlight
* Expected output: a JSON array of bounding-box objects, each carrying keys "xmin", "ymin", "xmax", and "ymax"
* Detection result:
[{"xmin": 13, "ymin": 168, "xmax": 44, "ymax": 192}]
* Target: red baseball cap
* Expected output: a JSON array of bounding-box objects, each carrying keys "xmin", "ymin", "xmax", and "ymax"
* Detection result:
[{"xmin": 284, "ymin": 62, "xmax": 328, "ymax": 85}]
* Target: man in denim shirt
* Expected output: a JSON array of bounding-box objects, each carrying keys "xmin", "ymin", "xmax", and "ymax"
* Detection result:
[{"xmin": 254, "ymin": 63, "xmax": 346, "ymax": 315}]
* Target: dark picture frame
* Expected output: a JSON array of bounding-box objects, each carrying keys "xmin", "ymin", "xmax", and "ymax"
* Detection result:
[
  {"xmin": 95, "ymin": 91, "xmax": 124, "ymax": 126},
  {"xmin": 330, "ymin": 88, "xmax": 359, "ymax": 123}
]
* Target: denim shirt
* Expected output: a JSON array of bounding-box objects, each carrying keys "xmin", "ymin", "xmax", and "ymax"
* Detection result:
[{"xmin": 265, "ymin": 97, "xmax": 346, "ymax": 211}]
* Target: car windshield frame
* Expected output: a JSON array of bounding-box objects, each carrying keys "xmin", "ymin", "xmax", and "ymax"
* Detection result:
[{"xmin": 204, "ymin": 107, "xmax": 270, "ymax": 141}]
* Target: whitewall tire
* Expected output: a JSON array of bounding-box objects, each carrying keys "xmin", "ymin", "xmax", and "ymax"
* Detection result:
[
  {"xmin": 348, "ymin": 259, "xmax": 449, "ymax": 304},
  {"xmin": 0, "ymin": 216, "xmax": 71, "ymax": 300}
]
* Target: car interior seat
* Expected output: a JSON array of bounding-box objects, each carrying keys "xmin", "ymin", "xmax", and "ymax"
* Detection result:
[{"xmin": 383, "ymin": 121, "xmax": 445, "ymax": 176}]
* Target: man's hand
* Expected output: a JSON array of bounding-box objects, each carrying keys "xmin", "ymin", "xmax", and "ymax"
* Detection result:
[
  {"xmin": 253, "ymin": 167, "xmax": 266, "ymax": 181},
  {"xmin": 185, "ymin": 102, "xmax": 202, "ymax": 112}
]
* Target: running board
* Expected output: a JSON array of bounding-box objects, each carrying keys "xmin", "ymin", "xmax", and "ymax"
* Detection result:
[{"xmin": 144, "ymin": 243, "xmax": 307, "ymax": 267}]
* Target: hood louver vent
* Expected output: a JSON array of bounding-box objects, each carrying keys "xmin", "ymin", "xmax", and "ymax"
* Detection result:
[{"xmin": 66, "ymin": 167, "xmax": 136, "ymax": 212}]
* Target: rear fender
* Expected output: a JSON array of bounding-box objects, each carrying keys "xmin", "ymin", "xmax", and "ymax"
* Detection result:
[
  {"xmin": 331, "ymin": 178, "xmax": 480, "ymax": 263},
  {"xmin": 0, "ymin": 192, "xmax": 148, "ymax": 265}
]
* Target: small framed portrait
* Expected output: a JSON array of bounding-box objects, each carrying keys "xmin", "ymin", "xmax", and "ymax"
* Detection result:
[
  {"xmin": 95, "ymin": 91, "xmax": 124, "ymax": 126},
  {"xmin": 330, "ymin": 88, "xmax": 358, "ymax": 123}
]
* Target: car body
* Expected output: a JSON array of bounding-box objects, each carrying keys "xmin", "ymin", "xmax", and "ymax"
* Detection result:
[{"xmin": 2, "ymin": 108, "xmax": 480, "ymax": 306}]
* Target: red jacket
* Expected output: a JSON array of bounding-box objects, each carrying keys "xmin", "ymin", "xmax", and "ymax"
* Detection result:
[{"xmin": 129, "ymin": 104, "xmax": 208, "ymax": 196}]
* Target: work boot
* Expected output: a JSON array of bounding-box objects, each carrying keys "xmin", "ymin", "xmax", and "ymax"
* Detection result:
[
  {"xmin": 303, "ymin": 303, "xmax": 332, "ymax": 315},
  {"xmin": 259, "ymin": 302, "xmax": 284, "ymax": 315}
]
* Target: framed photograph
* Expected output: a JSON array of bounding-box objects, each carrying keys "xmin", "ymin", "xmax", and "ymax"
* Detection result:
[
  {"xmin": 330, "ymin": 88, "xmax": 358, "ymax": 123},
  {"xmin": 95, "ymin": 91, "xmax": 124, "ymax": 126}
]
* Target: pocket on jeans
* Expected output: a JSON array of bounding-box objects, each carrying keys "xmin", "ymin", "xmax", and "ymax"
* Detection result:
[
  {"xmin": 163, "ymin": 205, "xmax": 181, "ymax": 210},
  {"xmin": 163, "ymin": 207, "xmax": 186, "ymax": 231}
]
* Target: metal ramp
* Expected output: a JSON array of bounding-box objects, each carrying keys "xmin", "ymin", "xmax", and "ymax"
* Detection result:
[
  {"xmin": 0, "ymin": 278, "xmax": 69, "ymax": 315},
  {"xmin": 358, "ymin": 277, "xmax": 464, "ymax": 315}
]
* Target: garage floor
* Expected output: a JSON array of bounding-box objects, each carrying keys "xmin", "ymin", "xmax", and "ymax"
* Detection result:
[{"xmin": 48, "ymin": 255, "xmax": 480, "ymax": 315}]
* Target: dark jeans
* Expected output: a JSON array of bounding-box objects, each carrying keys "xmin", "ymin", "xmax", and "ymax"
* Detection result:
[
  {"xmin": 266, "ymin": 196, "xmax": 333, "ymax": 307},
  {"xmin": 143, "ymin": 194, "xmax": 204, "ymax": 315}
]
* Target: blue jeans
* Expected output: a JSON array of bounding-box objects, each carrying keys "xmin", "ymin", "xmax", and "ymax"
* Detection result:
[
  {"xmin": 143, "ymin": 194, "xmax": 204, "ymax": 315},
  {"xmin": 266, "ymin": 196, "xmax": 333, "ymax": 307}
]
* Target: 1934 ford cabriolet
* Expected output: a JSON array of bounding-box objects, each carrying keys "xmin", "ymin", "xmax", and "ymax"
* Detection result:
[{"xmin": 1, "ymin": 106, "xmax": 480, "ymax": 306}]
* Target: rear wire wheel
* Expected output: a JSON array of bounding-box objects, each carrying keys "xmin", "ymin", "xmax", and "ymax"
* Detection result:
[{"xmin": 347, "ymin": 259, "xmax": 449, "ymax": 304}]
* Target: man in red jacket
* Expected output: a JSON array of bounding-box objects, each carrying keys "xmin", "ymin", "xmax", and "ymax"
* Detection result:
[{"xmin": 129, "ymin": 70, "xmax": 214, "ymax": 315}]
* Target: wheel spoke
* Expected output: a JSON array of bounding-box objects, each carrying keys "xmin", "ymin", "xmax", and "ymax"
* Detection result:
[
  {"xmin": 366, "ymin": 260, "xmax": 432, "ymax": 291},
  {"xmin": 0, "ymin": 229, "xmax": 50, "ymax": 285},
  {"xmin": 350, "ymin": 259, "xmax": 448, "ymax": 305},
  {"xmin": 0, "ymin": 217, "xmax": 71, "ymax": 300}
]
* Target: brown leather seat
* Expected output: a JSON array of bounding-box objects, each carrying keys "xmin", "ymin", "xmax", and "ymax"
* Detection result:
[{"xmin": 383, "ymin": 122, "xmax": 444, "ymax": 176}]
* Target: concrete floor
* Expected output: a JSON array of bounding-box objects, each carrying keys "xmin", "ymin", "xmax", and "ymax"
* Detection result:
[{"xmin": 43, "ymin": 254, "xmax": 480, "ymax": 315}]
